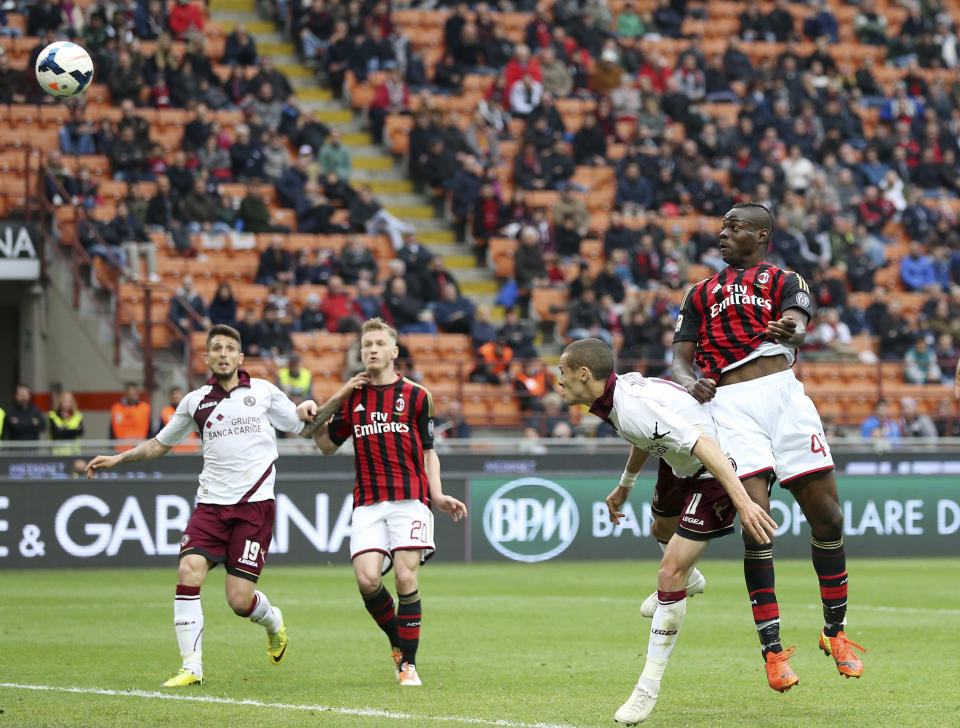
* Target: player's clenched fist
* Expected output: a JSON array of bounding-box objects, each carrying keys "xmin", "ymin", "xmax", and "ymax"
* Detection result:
[{"xmin": 686, "ymin": 378, "xmax": 717, "ymax": 403}]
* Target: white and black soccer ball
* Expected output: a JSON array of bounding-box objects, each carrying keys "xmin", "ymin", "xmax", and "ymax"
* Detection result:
[{"xmin": 35, "ymin": 41, "xmax": 94, "ymax": 99}]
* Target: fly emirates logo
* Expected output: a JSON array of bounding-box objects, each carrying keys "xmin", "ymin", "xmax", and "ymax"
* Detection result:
[
  {"xmin": 710, "ymin": 283, "xmax": 772, "ymax": 317},
  {"xmin": 354, "ymin": 410, "xmax": 409, "ymax": 438}
]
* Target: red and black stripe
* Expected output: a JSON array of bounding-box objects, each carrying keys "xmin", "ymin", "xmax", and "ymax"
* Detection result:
[{"xmin": 691, "ymin": 264, "xmax": 788, "ymax": 380}]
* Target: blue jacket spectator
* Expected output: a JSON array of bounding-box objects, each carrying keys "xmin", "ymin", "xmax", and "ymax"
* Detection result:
[
  {"xmin": 615, "ymin": 162, "xmax": 653, "ymax": 210},
  {"xmin": 899, "ymin": 243, "xmax": 936, "ymax": 291},
  {"xmin": 860, "ymin": 400, "xmax": 902, "ymax": 440},
  {"xmin": 803, "ymin": 6, "xmax": 839, "ymax": 42}
]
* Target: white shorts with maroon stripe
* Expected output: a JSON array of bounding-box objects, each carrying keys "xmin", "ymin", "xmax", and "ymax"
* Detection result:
[
  {"xmin": 711, "ymin": 368, "xmax": 834, "ymax": 486},
  {"xmin": 350, "ymin": 499, "xmax": 435, "ymax": 575}
]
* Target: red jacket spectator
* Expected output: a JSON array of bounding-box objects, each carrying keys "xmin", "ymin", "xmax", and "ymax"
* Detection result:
[
  {"xmin": 169, "ymin": 0, "xmax": 205, "ymax": 39},
  {"xmin": 370, "ymin": 79, "xmax": 410, "ymax": 111},
  {"xmin": 636, "ymin": 57, "xmax": 671, "ymax": 94},
  {"xmin": 320, "ymin": 285, "xmax": 355, "ymax": 331},
  {"xmin": 505, "ymin": 56, "xmax": 542, "ymax": 97}
]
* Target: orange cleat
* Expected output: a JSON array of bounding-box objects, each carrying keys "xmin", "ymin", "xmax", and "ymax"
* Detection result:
[
  {"xmin": 391, "ymin": 647, "xmax": 403, "ymax": 677},
  {"xmin": 764, "ymin": 646, "xmax": 800, "ymax": 692},
  {"xmin": 819, "ymin": 630, "xmax": 865, "ymax": 678}
]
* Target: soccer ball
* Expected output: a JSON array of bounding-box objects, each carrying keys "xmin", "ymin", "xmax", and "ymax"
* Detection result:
[{"xmin": 35, "ymin": 41, "xmax": 94, "ymax": 99}]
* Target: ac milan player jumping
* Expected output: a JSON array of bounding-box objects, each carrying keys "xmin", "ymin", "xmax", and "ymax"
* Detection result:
[
  {"xmin": 309, "ymin": 317, "xmax": 467, "ymax": 687},
  {"xmin": 671, "ymin": 203, "xmax": 864, "ymax": 691}
]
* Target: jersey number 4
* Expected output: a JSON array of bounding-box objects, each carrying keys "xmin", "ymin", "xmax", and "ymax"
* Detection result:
[{"xmin": 810, "ymin": 434, "xmax": 828, "ymax": 457}]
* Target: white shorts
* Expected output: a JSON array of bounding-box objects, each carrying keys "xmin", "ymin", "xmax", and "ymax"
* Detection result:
[
  {"xmin": 711, "ymin": 368, "xmax": 834, "ymax": 486},
  {"xmin": 350, "ymin": 499, "xmax": 435, "ymax": 574}
]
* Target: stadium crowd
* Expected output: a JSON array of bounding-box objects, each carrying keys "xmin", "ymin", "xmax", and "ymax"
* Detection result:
[{"xmin": 6, "ymin": 0, "xmax": 960, "ymax": 435}]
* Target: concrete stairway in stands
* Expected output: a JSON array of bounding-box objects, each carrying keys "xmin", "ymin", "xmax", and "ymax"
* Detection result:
[{"xmin": 210, "ymin": 0, "xmax": 500, "ymax": 307}]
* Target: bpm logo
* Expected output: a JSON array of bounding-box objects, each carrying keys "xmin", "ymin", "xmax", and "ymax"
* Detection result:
[{"xmin": 482, "ymin": 478, "xmax": 579, "ymax": 562}]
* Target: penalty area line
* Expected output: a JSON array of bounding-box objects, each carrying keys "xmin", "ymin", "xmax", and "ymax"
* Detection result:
[{"xmin": 0, "ymin": 683, "xmax": 583, "ymax": 728}]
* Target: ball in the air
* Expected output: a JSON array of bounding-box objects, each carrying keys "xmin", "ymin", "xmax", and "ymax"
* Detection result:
[{"xmin": 35, "ymin": 41, "xmax": 94, "ymax": 99}]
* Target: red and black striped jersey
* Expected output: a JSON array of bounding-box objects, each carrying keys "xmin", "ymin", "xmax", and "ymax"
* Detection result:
[
  {"xmin": 674, "ymin": 263, "xmax": 814, "ymax": 381},
  {"xmin": 328, "ymin": 375, "xmax": 435, "ymax": 508}
]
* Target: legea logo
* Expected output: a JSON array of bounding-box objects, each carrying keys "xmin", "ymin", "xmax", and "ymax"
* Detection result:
[{"xmin": 482, "ymin": 478, "xmax": 579, "ymax": 562}]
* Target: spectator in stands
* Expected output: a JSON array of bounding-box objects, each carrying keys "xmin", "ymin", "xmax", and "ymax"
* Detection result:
[
  {"xmin": 230, "ymin": 124, "xmax": 265, "ymax": 182},
  {"xmin": 514, "ymin": 359, "xmax": 551, "ymax": 413},
  {"xmin": 318, "ymin": 276, "xmax": 357, "ymax": 332},
  {"xmin": 807, "ymin": 308, "xmax": 855, "ymax": 357},
  {"xmin": 900, "ymin": 397, "xmax": 939, "ymax": 438},
  {"xmin": 296, "ymin": 293, "xmax": 324, "ymax": 332},
  {"xmin": 181, "ymin": 177, "xmax": 223, "ymax": 233},
  {"xmin": 146, "ymin": 175, "xmax": 192, "ymax": 254},
  {"xmin": 170, "ymin": 275, "xmax": 210, "ymax": 334},
  {"xmin": 424, "ymin": 255, "xmax": 459, "ymax": 302},
  {"xmin": 431, "ymin": 282, "xmax": 475, "ymax": 335},
  {"xmin": 854, "ymin": 0, "xmax": 888, "ymax": 46},
  {"xmin": 904, "ymin": 337, "xmax": 943, "ymax": 384},
  {"xmin": 934, "ymin": 331, "xmax": 958, "ymax": 378},
  {"xmin": 109, "ymin": 383, "xmax": 152, "ymax": 451},
  {"xmin": 2, "ymin": 384, "xmax": 45, "ymax": 441},
  {"xmin": 104, "ymin": 200, "xmax": 157, "ymax": 283},
  {"xmin": 860, "ymin": 399, "xmax": 902, "ymax": 440},
  {"xmin": 110, "ymin": 126, "xmax": 148, "ymax": 183},
  {"xmin": 615, "ymin": 162, "xmax": 653, "ymax": 216},
  {"xmin": 47, "ymin": 391, "xmax": 84, "ymax": 455},
  {"xmin": 435, "ymin": 401, "xmax": 471, "ymax": 440},
  {"xmin": 567, "ymin": 288, "xmax": 613, "ymax": 347},
  {"xmin": 318, "ymin": 128, "xmax": 351, "ymax": 181},
  {"xmin": 234, "ymin": 308, "xmax": 261, "ymax": 356},
  {"xmin": 169, "ymin": 0, "xmax": 204, "ymax": 39},
  {"xmin": 504, "ymin": 44, "xmax": 541, "ymax": 99},
  {"xmin": 336, "ymin": 235, "xmax": 377, "ymax": 285},
  {"xmin": 258, "ymin": 130, "xmax": 291, "ymax": 183},
  {"xmin": 352, "ymin": 278, "xmax": 381, "ymax": 321},
  {"xmin": 349, "ymin": 185, "xmax": 415, "ymax": 251},
  {"xmin": 384, "ymin": 276, "xmax": 436, "ymax": 334},
  {"xmin": 239, "ymin": 183, "xmax": 288, "ymax": 234},
  {"xmin": 539, "ymin": 46, "xmax": 572, "ymax": 98},
  {"xmin": 875, "ymin": 297, "xmax": 918, "ymax": 360},
  {"xmin": 510, "ymin": 73, "xmax": 544, "ymax": 119},
  {"xmin": 499, "ymin": 306, "xmax": 538, "ymax": 360},
  {"xmin": 472, "ymin": 338, "xmax": 513, "ymax": 384},
  {"xmin": 208, "ymin": 282, "xmax": 238, "ymax": 328},
  {"xmin": 255, "ymin": 237, "xmax": 294, "ymax": 285},
  {"xmin": 255, "ymin": 303, "xmax": 294, "ymax": 359},
  {"xmin": 224, "ymin": 22, "xmax": 258, "ymax": 66},
  {"xmin": 0, "ymin": 48, "xmax": 27, "ymax": 105},
  {"xmin": 275, "ymin": 148, "xmax": 310, "ymax": 211},
  {"xmin": 164, "ymin": 151, "xmax": 194, "ymax": 198},
  {"xmin": 901, "ymin": 242, "xmax": 937, "ymax": 292},
  {"xmin": 59, "ymin": 105, "xmax": 97, "ymax": 156},
  {"xmin": 276, "ymin": 353, "xmax": 313, "ymax": 405}
]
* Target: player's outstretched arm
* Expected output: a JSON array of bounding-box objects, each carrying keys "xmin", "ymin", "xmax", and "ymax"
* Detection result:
[
  {"xmin": 691, "ymin": 435, "xmax": 778, "ymax": 544},
  {"xmin": 605, "ymin": 446, "xmax": 650, "ymax": 524},
  {"xmin": 672, "ymin": 340, "xmax": 716, "ymax": 403},
  {"xmin": 299, "ymin": 373, "xmax": 370, "ymax": 438},
  {"xmin": 85, "ymin": 438, "xmax": 172, "ymax": 478},
  {"xmin": 424, "ymin": 448, "xmax": 467, "ymax": 522}
]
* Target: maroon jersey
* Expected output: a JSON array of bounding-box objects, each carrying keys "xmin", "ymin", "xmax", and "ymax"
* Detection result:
[
  {"xmin": 674, "ymin": 263, "xmax": 814, "ymax": 381},
  {"xmin": 328, "ymin": 376, "xmax": 435, "ymax": 508}
]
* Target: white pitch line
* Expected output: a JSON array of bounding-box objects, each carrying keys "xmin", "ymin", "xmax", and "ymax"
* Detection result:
[{"xmin": 0, "ymin": 683, "xmax": 587, "ymax": 728}]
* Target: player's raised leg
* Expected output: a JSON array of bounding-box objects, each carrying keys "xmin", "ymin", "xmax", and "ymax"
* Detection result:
[
  {"xmin": 225, "ymin": 576, "xmax": 287, "ymax": 665},
  {"xmin": 616, "ymin": 535, "xmax": 709, "ymax": 725},
  {"xmin": 393, "ymin": 549, "xmax": 424, "ymax": 686},
  {"xmin": 787, "ymin": 471, "xmax": 865, "ymax": 678},
  {"xmin": 163, "ymin": 554, "xmax": 209, "ymax": 687}
]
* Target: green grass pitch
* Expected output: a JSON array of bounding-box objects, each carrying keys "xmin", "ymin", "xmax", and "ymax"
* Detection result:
[{"xmin": 2, "ymin": 559, "xmax": 958, "ymax": 727}]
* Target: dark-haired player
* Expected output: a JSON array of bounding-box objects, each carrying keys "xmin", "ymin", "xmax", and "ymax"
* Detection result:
[
  {"xmin": 672, "ymin": 202, "xmax": 865, "ymax": 691},
  {"xmin": 557, "ymin": 337, "xmax": 777, "ymax": 725},
  {"xmin": 86, "ymin": 324, "xmax": 362, "ymax": 686},
  {"xmin": 310, "ymin": 317, "xmax": 467, "ymax": 687}
]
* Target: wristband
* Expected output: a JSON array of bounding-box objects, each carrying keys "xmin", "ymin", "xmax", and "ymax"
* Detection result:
[{"xmin": 618, "ymin": 469, "xmax": 639, "ymax": 490}]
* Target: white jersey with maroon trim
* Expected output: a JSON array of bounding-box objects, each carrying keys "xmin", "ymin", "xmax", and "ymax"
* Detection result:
[
  {"xmin": 589, "ymin": 372, "xmax": 717, "ymax": 479},
  {"xmin": 156, "ymin": 370, "xmax": 304, "ymax": 504}
]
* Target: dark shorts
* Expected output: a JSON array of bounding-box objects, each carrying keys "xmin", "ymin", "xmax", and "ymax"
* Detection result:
[
  {"xmin": 651, "ymin": 458, "xmax": 736, "ymax": 541},
  {"xmin": 179, "ymin": 500, "xmax": 275, "ymax": 582}
]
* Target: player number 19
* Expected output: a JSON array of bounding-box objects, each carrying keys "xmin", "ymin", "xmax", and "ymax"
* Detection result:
[{"xmin": 242, "ymin": 539, "xmax": 261, "ymax": 562}]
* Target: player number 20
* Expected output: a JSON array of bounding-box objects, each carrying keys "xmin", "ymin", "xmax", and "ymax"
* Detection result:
[
  {"xmin": 409, "ymin": 520, "xmax": 429, "ymax": 543},
  {"xmin": 242, "ymin": 539, "xmax": 262, "ymax": 562}
]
